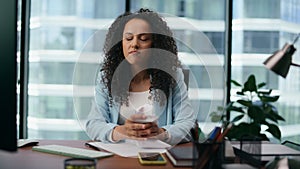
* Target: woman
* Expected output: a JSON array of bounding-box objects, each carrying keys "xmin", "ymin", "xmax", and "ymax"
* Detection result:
[{"xmin": 86, "ymin": 8, "xmax": 196, "ymax": 145}]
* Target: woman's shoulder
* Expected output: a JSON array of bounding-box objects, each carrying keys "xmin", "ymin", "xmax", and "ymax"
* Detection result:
[
  {"xmin": 95, "ymin": 70, "xmax": 109, "ymax": 92},
  {"xmin": 173, "ymin": 67, "xmax": 189, "ymax": 89},
  {"xmin": 95, "ymin": 70, "xmax": 104, "ymax": 84},
  {"xmin": 174, "ymin": 67, "xmax": 185, "ymax": 80}
]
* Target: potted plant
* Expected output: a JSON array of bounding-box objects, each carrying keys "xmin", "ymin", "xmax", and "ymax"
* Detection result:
[{"xmin": 210, "ymin": 74, "xmax": 285, "ymax": 141}]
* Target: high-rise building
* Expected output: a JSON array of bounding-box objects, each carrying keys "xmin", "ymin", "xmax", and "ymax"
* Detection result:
[{"xmin": 21, "ymin": 0, "xmax": 300, "ymax": 143}]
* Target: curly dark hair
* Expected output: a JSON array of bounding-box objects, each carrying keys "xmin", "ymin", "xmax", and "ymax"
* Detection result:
[{"xmin": 101, "ymin": 8, "xmax": 181, "ymax": 106}]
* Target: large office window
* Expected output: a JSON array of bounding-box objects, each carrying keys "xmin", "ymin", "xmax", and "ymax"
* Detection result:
[
  {"xmin": 18, "ymin": 0, "xmax": 300, "ymax": 143},
  {"xmin": 232, "ymin": 0, "xmax": 300, "ymax": 143},
  {"xmin": 23, "ymin": 0, "xmax": 226, "ymax": 139},
  {"xmin": 243, "ymin": 31, "xmax": 279, "ymax": 54},
  {"xmin": 25, "ymin": 0, "xmax": 125, "ymax": 139},
  {"xmin": 130, "ymin": 0, "xmax": 226, "ymax": 133}
]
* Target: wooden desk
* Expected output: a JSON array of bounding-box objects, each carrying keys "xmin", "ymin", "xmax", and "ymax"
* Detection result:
[{"xmin": 0, "ymin": 140, "xmax": 191, "ymax": 169}]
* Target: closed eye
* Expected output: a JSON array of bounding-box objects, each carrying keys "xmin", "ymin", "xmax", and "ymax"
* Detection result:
[
  {"xmin": 124, "ymin": 33, "xmax": 133, "ymax": 41},
  {"xmin": 139, "ymin": 34, "xmax": 152, "ymax": 41},
  {"xmin": 125, "ymin": 36, "xmax": 133, "ymax": 41},
  {"xmin": 123, "ymin": 33, "xmax": 152, "ymax": 42}
]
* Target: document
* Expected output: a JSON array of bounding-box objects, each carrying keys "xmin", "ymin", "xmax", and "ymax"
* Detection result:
[{"xmin": 87, "ymin": 139, "xmax": 171, "ymax": 157}]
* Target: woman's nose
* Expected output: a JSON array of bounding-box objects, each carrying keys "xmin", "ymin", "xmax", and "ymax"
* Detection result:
[{"xmin": 131, "ymin": 37, "xmax": 139, "ymax": 49}]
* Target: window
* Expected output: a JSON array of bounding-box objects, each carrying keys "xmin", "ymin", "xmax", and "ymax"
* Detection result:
[
  {"xmin": 18, "ymin": 0, "xmax": 300, "ymax": 143},
  {"xmin": 243, "ymin": 31, "xmax": 279, "ymax": 54},
  {"xmin": 232, "ymin": 0, "xmax": 300, "ymax": 143},
  {"xmin": 24, "ymin": 0, "xmax": 125, "ymax": 140}
]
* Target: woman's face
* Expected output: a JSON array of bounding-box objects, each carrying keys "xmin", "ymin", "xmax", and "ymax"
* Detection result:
[{"xmin": 122, "ymin": 18, "xmax": 152, "ymax": 66}]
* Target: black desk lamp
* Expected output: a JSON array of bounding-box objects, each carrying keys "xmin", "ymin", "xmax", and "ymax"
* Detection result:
[{"xmin": 263, "ymin": 33, "xmax": 300, "ymax": 78}]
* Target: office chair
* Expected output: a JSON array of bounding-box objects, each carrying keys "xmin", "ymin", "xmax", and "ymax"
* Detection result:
[
  {"xmin": 181, "ymin": 68, "xmax": 204, "ymax": 142},
  {"xmin": 182, "ymin": 68, "xmax": 189, "ymax": 90}
]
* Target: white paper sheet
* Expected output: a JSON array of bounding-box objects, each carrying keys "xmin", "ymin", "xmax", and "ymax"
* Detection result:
[{"xmin": 87, "ymin": 139, "xmax": 171, "ymax": 157}]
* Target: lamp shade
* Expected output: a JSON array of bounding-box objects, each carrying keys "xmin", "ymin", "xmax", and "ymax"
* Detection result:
[{"xmin": 263, "ymin": 43, "xmax": 296, "ymax": 78}]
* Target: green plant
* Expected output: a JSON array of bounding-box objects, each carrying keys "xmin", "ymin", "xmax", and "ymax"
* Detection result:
[{"xmin": 211, "ymin": 74, "xmax": 285, "ymax": 141}]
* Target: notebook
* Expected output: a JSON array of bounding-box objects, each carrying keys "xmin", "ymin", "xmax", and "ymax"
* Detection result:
[{"xmin": 165, "ymin": 146, "xmax": 198, "ymax": 166}]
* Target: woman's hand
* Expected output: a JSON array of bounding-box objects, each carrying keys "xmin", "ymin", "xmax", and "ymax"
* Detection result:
[{"xmin": 112, "ymin": 113, "xmax": 163, "ymax": 141}]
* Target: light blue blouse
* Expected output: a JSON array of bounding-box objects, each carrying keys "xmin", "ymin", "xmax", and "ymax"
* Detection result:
[{"xmin": 86, "ymin": 68, "xmax": 196, "ymax": 145}]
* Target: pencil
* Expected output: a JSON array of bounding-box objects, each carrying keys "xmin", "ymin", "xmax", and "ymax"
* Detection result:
[
  {"xmin": 216, "ymin": 123, "xmax": 233, "ymax": 142},
  {"xmin": 196, "ymin": 123, "xmax": 233, "ymax": 169}
]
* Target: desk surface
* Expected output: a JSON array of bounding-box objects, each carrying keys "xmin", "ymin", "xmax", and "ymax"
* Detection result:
[{"xmin": 0, "ymin": 140, "xmax": 191, "ymax": 169}]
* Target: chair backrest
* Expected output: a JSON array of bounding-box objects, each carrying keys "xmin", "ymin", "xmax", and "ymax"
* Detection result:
[
  {"xmin": 182, "ymin": 68, "xmax": 189, "ymax": 90},
  {"xmin": 182, "ymin": 68, "xmax": 198, "ymax": 143}
]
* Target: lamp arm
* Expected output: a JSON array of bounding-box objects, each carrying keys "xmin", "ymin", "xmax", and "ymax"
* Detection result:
[
  {"xmin": 291, "ymin": 63, "xmax": 300, "ymax": 67},
  {"xmin": 291, "ymin": 33, "xmax": 300, "ymax": 68},
  {"xmin": 292, "ymin": 33, "xmax": 300, "ymax": 45}
]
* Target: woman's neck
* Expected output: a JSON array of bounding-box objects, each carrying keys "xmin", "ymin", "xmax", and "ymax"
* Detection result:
[{"xmin": 130, "ymin": 70, "xmax": 150, "ymax": 92}]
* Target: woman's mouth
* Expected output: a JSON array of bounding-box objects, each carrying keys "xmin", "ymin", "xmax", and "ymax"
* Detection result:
[
  {"xmin": 129, "ymin": 51, "xmax": 139, "ymax": 55},
  {"xmin": 128, "ymin": 51, "xmax": 140, "ymax": 56}
]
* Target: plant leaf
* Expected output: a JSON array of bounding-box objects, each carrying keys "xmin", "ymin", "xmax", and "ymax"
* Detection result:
[
  {"xmin": 211, "ymin": 115, "xmax": 222, "ymax": 122},
  {"xmin": 243, "ymin": 75, "xmax": 257, "ymax": 92},
  {"xmin": 237, "ymin": 100, "xmax": 252, "ymax": 107},
  {"xmin": 260, "ymin": 120, "xmax": 269, "ymax": 126},
  {"xmin": 259, "ymin": 95, "xmax": 280, "ymax": 102},
  {"xmin": 210, "ymin": 111, "xmax": 225, "ymax": 122},
  {"xmin": 258, "ymin": 134, "xmax": 269, "ymax": 141},
  {"xmin": 225, "ymin": 102, "xmax": 234, "ymax": 109},
  {"xmin": 231, "ymin": 79, "xmax": 242, "ymax": 87},
  {"xmin": 247, "ymin": 122, "xmax": 262, "ymax": 135},
  {"xmin": 268, "ymin": 110, "xmax": 285, "ymax": 122},
  {"xmin": 227, "ymin": 106, "xmax": 245, "ymax": 114},
  {"xmin": 265, "ymin": 113, "xmax": 278, "ymax": 123},
  {"xmin": 231, "ymin": 114, "xmax": 244, "ymax": 123},
  {"xmin": 210, "ymin": 111, "xmax": 218, "ymax": 116},
  {"xmin": 226, "ymin": 123, "xmax": 262, "ymax": 140},
  {"xmin": 258, "ymin": 89, "xmax": 272, "ymax": 95},
  {"xmin": 236, "ymin": 91, "xmax": 244, "ymax": 95},
  {"xmin": 217, "ymin": 106, "xmax": 225, "ymax": 111},
  {"xmin": 266, "ymin": 124, "xmax": 281, "ymax": 140},
  {"xmin": 257, "ymin": 82, "xmax": 266, "ymax": 89},
  {"xmin": 248, "ymin": 106, "xmax": 265, "ymax": 122}
]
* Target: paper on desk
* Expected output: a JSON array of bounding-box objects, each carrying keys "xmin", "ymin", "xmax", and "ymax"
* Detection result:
[
  {"xmin": 87, "ymin": 139, "xmax": 171, "ymax": 157},
  {"xmin": 133, "ymin": 139, "xmax": 171, "ymax": 149}
]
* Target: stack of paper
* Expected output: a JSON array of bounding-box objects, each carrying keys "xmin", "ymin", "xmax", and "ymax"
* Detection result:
[{"xmin": 87, "ymin": 139, "xmax": 171, "ymax": 157}]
